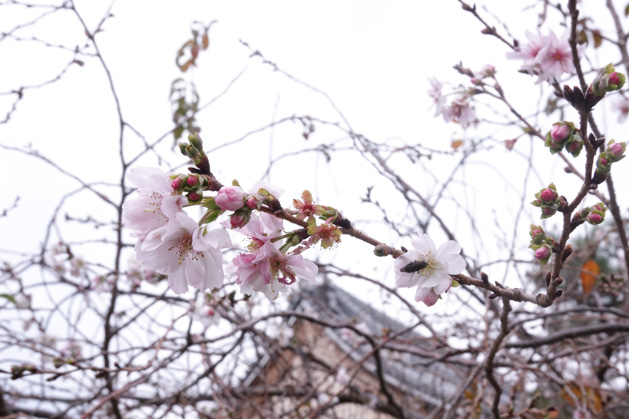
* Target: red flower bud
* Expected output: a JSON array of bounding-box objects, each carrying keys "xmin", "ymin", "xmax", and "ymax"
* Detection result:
[
  {"xmin": 171, "ymin": 178, "xmax": 183, "ymax": 190},
  {"xmin": 609, "ymin": 72, "xmax": 620, "ymax": 85},
  {"xmin": 187, "ymin": 175, "xmax": 199, "ymax": 187},
  {"xmin": 540, "ymin": 188, "xmax": 558, "ymax": 202}
]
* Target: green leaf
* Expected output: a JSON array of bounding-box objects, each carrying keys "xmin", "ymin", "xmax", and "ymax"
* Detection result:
[
  {"xmin": 173, "ymin": 125, "xmax": 184, "ymax": 141},
  {"xmin": 1, "ymin": 294, "xmax": 17, "ymax": 304}
]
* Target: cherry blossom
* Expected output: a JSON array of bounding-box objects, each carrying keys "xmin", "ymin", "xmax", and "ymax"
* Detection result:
[
  {"xmin": 441, "ymin": 95, "xmax": 476, "ymax": 128},
  {"xmin": 394, "ymin": 234, "xmax": 466, "ymax": 306},
  {"xmin": 427, "ymin": 77, "xmax": 446, "ymax": 116},
  {"xmin": 136, "ymin": 212, "xmax": 230, "ymax": 294},
  {"xmin": 123, "ymin": 167, "xmax": 187, "ymax": 239},
  {"xmin": 229, "ymin": 240, "xmax": 317, "ymax": 300},
  {"xmin": 507, "ymin": 29, "xmax": 575, "ymax": 84}
]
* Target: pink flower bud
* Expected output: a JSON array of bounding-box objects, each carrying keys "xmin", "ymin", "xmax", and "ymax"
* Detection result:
[
  {"xmin": 550, "ymin": 124, "xmax": 571, "ymax": 143},
  {"xmin": 540, "ymin": 188, "xmax": 558, "ymax": 202},
  {"xmin": 229, "ymin": 214, "xmax": 247, "ymax": 229},
  {"xmin": 609, "ymin": 72, "xmax": 620, "ymax": 85},
  {"xmin": 188, "ymin": 191, "xmax": 202, "ymax": 201},
  {"xmin": 187, "ymin": 175, "xmax": 199, "ymax": 187},
  {"xmin": 246, "ymin": 196, "xmax": 258, "ymax": 209},
  {"xmin": 609, "ymin": 142, "xmax": 624, "ymax": 157},
  {"xmin": 587, "ymin": 212, "xmax": 603, "ymax": 224},
  {"xmin": 171, "ymin": 177, "xmax": 183, "ymax": 190},
  {"xmin": 600, "ymin": 158, "xmax": 609, "ymax": 166},
  {"xmin": 215, "ymin": 186, "xmax": 245, "ymax": 211},
  {"xmin": 535, "ymin": 246, "xmax": 551, "ymax": 260},
  {"xmin": 531, "ymin": 229, "xmax": 544, "ymax": 239},
  {"xmin": 542, "ymin": 207, "xmax": 556, "ymax": 216}
]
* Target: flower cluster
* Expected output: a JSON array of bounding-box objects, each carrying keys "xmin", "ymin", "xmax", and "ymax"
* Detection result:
[
  {"xmin": 592, "ymin": 140, "xmax": 626, "ymax": 184},
  {"xmin": 571, "ymin": 203, "xmax": 608, "ymax": 230},
  {"xmin": 428, "ymin": 78, "xmax": 476, "ymax": 129},
  {"xmin": 228, "ymin": 213, "xmax": 318, "ymax": 300},
  {"xmin": 394, "ymin": 235, "xmax": 466, "ymax": 306},
  {"xmin": 592, "ymin": 63, "xmax": 626, "ymax": 97},
  {"xmin": 544, "ymin": 121, "xmax": 583, "ymax": 157},
  {"xmin": 529, "ymin": 225, "xmax": 554, "ymax": 265},
  {"xmin": 531, "ymin": 183, "xmax": 562, "ymax": 219},
  {"xmin": 123, "ymin": 167, "xmax": 231, "ymax": 294},
  {"xmin": 507, "ymin": 29, "xmax": 574, "ymax": 84}
]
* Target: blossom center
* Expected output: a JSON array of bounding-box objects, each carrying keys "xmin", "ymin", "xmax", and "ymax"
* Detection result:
[{"xmin": 416, "ymin": 252, "xmax": 443, "ymax": 277}]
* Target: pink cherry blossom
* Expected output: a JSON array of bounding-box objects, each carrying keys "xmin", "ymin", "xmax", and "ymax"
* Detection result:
[
  {"xmin": 536, "ymin": 31, "xmax": 574, "ymax": 83},
  {"xmin": 507, "ymin": 29, "xmax": 575, "ymax": 84},
  {"xmin": 441, "ymin": 96, "xmax": 476, "ymax": 128},
  {"xmin": 232, "ymin": 212, "xmax": 284, "ymax": 248},
  {"xmin": 136, "ymin": 212, "xmax": 230, "ymax": 294},
  {"xmin": 427, "ymin": 77, "xmax": 446, "ymax": 116},
  {"xmin": 615, "ymin": 96, "xmax": 629, "ymax": 123},
  {"xmin": 123, "ymin": 167, "xmax": 187, "ymax": 239},
  {"xmin": 229, "ymin": 241, "xmax": 317, "ymax": 300},
  {"xmin": 507, "ymin": 30, "xmax": 550, "ymax": 71},
  {"xmin": 394, "ymin": 234, "xmax": 466, "ymax": 306}
]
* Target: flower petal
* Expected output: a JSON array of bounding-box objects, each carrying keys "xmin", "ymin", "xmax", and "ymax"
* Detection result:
[
  {"xmin": 436, "ymin": 240, "xmax": 461, "ymax": 258},
  {"xmin": 411, "ymin": 234, "xmax": 436, "ymax": 255}
]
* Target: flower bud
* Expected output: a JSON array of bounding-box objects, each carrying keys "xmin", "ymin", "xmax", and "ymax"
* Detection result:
[
  {"xmin": 609, "ymin": 141, "xmax": 625, "ymax": 158},
  {"xmin": 246, "ymin": 195, "xmax": 259, "ymax": 209},
  {"xmin": 565, "ymin": 137, "xmax": 584, "ymax": 157},
  {"xmin": 188, "ymin": 132, "xmax": 203, "ymax": 150},
  {"xmin": 534, "ymin": 245, "xmax": 551, "ymax": 264},
  {"xmin": 541, "ymin": 206, "xmax": 557, "ymax": 218},
  {"xmin": 215, "ymin": 186, "xmax": 245, "ymax": 211},
  {"xmin": 171, "ymin": 177, "xmax": 183, "ymax": 190},
  {"xmin": 550, "ymin": 123, "xmax": 571, "ymax": 143},
  {"xmin": 188, "ymin": 191, "xmax": 203, "ymax": 202},
  {"xmin": 535, "ymin": 246, "xmax": 550, "ymax": 260},
  {"xmin": 229, "ymin": 213, "xmax": 247, "ymax": 229},
  {"xmin": 609, "ymin": 72, "xmax": 620, "ymax": 86},
  {"xmin": 540, "ymin": 188, "xmax": 558, "ymax": 202},
  {"xmin": 187, "ymin": 175, "xmax": 199, "ymax": 187},
  {"xmin": 587, "ymin": 212, "xmax": 604, "ymax": 225},
  {"xmin": 592, "ymin": 63, "xmax": 626, "ymax": 96}
]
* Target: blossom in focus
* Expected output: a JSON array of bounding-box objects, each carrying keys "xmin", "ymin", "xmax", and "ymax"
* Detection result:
[
  {"xmin": 229, "ymin": 240, "xmax": 318, "ymax": 300},
  {"xmin": 231, "ymin": 212, "xmax": 284, "ymax": 249},
  {"xmin": 394, "ymin": 234, "xmax": 466, "ymax": 306},
  {"xmin": 136, "ymin": 212, "xmax": 230, "ymax": 294},
  {"xmin": 123, "ymin": 167, "xmax": 187, "ymax": 239},
  {"xmin": 293, "ymin": 190, "xmax": 323, "ymax": 220}
]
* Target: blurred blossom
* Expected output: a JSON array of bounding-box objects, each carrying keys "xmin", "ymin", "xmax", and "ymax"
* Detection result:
[
  {"xmin": 507, "ymin": 29, "xmax": 575, "ymax": 83},
  {"xmin": 193, "ymin": 293, "xmax": 221, "ymax": 328},
  {"xmin": 427, "ymin": 77, "xmax": 446, "ymax": 116},
  {"xmin": 615, "ymin": 96, "xmax": 629, "ymax": 123}
]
